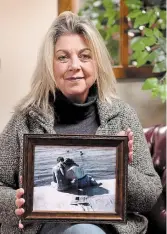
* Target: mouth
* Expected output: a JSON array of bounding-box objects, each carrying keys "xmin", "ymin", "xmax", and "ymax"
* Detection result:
[{"xmin": 66, "ymin": 77, "xmax": 84, "ymax": 81}]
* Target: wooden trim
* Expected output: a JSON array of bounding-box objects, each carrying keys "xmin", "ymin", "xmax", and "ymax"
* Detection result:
[
  {"xmin": 113, "ymin": 66, "xmax": 164, "ymax": 79},
  {"xmin": 58, "ymin": 0, "xmax": 73, "ymax": 14},
  {"xmin": 120, "ymin": 0, "xmax": 128, "ymax": 66},
  {"xmin": 71, "ymin": 0, "xmax": 80, "ymax": 13}
]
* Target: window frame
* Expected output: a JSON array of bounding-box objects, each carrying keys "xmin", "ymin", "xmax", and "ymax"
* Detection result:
[{"xmin": 58, "ymin": 0, "xmax": 161, "ymax": 79}]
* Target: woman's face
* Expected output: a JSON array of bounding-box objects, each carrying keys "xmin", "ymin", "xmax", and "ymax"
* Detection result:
[{"xmin": 53, "ymin": 34, "xmax": 97, "ymax": 103}]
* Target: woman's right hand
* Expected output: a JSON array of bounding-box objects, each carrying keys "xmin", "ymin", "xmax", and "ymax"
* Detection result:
[{"xmin": 15, "ymin": 187, "xmax": 25, "ymax": 229}]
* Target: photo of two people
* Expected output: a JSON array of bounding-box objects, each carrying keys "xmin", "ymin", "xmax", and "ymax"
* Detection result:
[
  {"xmin": 52, "ymin": 156, "xmax": 102, "ymax": 192},
  {"xmin": 33, "ymin": 145, "xmax": 116, "ymax": 213}
]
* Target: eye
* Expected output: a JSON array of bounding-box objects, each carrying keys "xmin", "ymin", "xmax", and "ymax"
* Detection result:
[
  {"xmin": 80, "ymin": 54, "xmax": 91, "ymax": 61},
  {"xmin": 57, "ymin": 55, "xmax": 68, "ymax": 63}
]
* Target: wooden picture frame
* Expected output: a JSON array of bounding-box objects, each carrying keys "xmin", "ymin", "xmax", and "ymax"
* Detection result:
[{"xmin": 22, "ymin": 134, "xmax": 128, "ymax": 224}]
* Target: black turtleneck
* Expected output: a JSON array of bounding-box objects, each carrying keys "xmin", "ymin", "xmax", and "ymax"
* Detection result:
[
  {"xmin": 40, "ymin": 87, "xmax": 100, "ymax": 233},
  {"xmin": 53, "ymin": 85, "xmax": 100, "ymax": 135}
]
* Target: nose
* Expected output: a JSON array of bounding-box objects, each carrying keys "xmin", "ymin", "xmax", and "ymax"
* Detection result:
[{"xmin": 69, "ymin": 56, "xmax": 81, "ymax": 71}]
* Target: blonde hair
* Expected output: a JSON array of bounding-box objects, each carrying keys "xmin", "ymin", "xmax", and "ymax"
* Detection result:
[{"xmin": 16, "ymin": 11, "xmax": 118, "ymax": 114}]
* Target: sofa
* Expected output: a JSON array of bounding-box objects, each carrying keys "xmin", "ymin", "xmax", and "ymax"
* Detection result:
[{"xmin": 143, "ymin": 125, "xmax": 166, "ymax": 234}]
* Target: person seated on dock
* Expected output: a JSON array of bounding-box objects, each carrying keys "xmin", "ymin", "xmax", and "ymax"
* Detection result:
[
  {"xmin": 52, "ymin": 157, "xmax": 71, "ymax": 191},
  {"xmin": 64, "ymin": 158, "xmax": 102, "ymax": 188}
]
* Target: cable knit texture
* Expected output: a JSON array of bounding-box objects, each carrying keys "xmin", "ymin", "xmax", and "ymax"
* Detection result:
[{"xmin": 0, "ymin": 98, "xmax": 162, "ymax": 234}]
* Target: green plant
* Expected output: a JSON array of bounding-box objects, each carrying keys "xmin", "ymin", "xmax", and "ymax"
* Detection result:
[
  {"xmin": 79, "ymin": 0, "xmax": 166, "ymax": 102},
  {"xmin": 79, "ymin": 0, "xmax": 120, "ymax": 65},
  {"xmin": 125, "ymin": 0, "xmax": 166, "ymax": 102}
]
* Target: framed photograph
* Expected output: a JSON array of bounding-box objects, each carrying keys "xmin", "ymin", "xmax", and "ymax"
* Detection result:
[{"xmin": 22, "ymin": 134, "xmax": 128, "ymax": 224}]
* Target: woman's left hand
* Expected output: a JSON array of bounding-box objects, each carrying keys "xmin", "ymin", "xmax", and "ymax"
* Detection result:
[{"xmin": 117, "ymin": 128, "xmax": 133, "ymax": 164}]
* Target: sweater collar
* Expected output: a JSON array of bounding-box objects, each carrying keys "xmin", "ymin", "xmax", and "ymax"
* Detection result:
[
  {"xmin": 28, "ymin": 93, "xmax": 120, "ymax": 132},
  {"xmin": 53, "ymin": 85, "xmax": 97, "ymax": 124},
  {"xmin": 96, "ymin": 98, "xmax": 120, "ymax": 126}
]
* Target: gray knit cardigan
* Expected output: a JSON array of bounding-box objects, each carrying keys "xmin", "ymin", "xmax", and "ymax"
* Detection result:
[{"xmin": 0, "ymin": 98, "xmax": 162, "ymax": 234}]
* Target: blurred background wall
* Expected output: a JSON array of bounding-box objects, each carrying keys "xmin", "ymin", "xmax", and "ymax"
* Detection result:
[
  {"xmin": 0, "ymin": 0, "xmax": 57, "ymax": 132},
  {"xmin": 117, "ymin": 79, "xmax": 166, "ymax": 127}
]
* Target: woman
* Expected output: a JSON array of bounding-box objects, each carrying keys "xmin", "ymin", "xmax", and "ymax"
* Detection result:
[
  {"xmin": 64, "ymin": 158, "xmax": 101, "ymax": 188},
  {"xmin": 0, "ymin": 11, "xmax": 162, "ymax": 234}
]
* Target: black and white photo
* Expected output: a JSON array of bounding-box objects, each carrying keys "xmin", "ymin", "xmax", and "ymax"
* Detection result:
[
  {"xmin": 22, "ymin": 134, "xmax": 128, "ymax": 223},
  {"xmin": 33, "ymin": 145, "xmax": 116, "ymax": 213}
]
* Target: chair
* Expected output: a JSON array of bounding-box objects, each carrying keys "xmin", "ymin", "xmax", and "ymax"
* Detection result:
[{"xmin": 143, "ymin": 125, "xmax": 166, "ymax": 234}]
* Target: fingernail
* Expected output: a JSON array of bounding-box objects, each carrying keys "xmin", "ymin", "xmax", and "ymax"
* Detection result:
[
  {"xmin": 21, "ymin": 198, "xmax": 25, "ymax": 203},
  {"xmin": 20, "ymin": 188, "xmax": 24, "ymax": 193},
  {"xmin": 21, "ymin": 208, "xmax": 24, "ymax": 213}
]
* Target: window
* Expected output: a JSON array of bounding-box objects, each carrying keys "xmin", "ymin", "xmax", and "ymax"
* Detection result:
[{"xmin": 58, "ymin": 0, "xmax": 163, "ymax": 78}]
